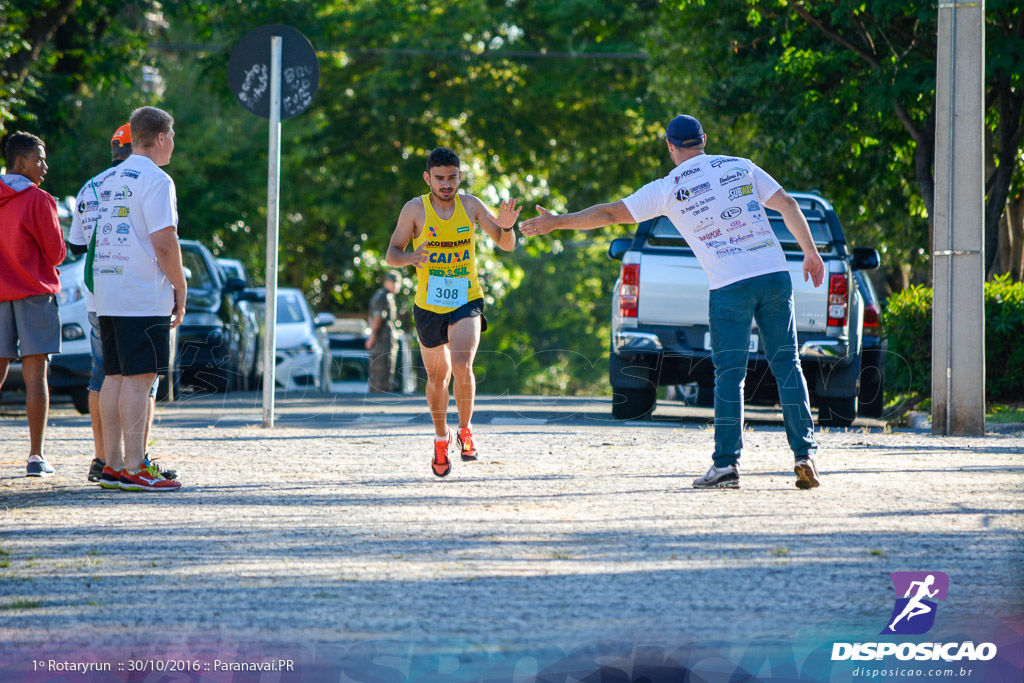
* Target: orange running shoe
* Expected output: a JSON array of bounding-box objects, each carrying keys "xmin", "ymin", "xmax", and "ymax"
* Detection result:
[
  {"xmin": 119, "ymin": 463, "xmax": 182, "ymax": 492},
  {"xmin": 432, "ymin": 431, "xmax": 452, "ymax": 477},
  {"xmin": 457, "ymin": 427, "xmax": 478, "ymax": 461}
]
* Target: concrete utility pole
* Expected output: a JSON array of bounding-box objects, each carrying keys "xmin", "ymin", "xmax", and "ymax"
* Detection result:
[{"xmin": 932, "ymin": 1, "xmax": 985, "ymax": 436}]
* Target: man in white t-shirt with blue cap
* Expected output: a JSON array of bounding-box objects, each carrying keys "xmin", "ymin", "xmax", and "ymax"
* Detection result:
[{"xmin": 521, "ymin": 114, "xmax": 826, "ymax": 491}]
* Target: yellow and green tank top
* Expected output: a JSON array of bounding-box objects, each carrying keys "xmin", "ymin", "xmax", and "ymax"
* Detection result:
[{"xmin": 413, "ymin": 193, "xmax": 483, "ymax": 313}]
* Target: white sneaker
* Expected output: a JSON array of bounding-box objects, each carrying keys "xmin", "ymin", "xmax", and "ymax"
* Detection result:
[
  {"xmin": 26, "ymin": 455, "xmax": 55, "ymax": 477},
  {"xmin": 692, "ymin": 463, "xmax": 740, "ymax": 489}
]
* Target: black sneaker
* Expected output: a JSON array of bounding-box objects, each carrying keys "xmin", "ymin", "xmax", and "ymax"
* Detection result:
[
  {"xmin": 144, "ymin": 453, "xmax": 177, "ymax": 481},
  {"xmin": 794, "ymin": 457, "xmax": 821, "ymax": 490},
  {"xmin": 88, "ymin": 458, "xmax": 105, "ymax": 482},
  {"xmin": 692, "ymin": 463, "xmax": 740, "ymax": 489}
]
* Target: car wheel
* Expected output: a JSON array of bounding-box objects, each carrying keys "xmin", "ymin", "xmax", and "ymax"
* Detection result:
[
  {"xmin": 320, "ymin": 357, "xmax": 333, "ymax": 393},
  {"xmin": 859, "ymin": 378, "xmax": 884, "ymax": 418},
  {"xmin": 817, "ymin": 395, "xmax": 857, "ymax": 428},
  {"xmin": 611, "ymin": 386, "xmax": 657, "ymax": 420},
  {"xmin": 69, "ymin": 387, "xmax": 91, "ymax": 415},
  {"xmin": 859, "ymin": 361, "xmax": 885, "ymax": 418},
  {"xmin": 205, "ymin": 367, "xmax": 231, "ymax": 394},
  {"xmin": 670, "ymin": 383, "xmax": 714, "ymax": 407}
]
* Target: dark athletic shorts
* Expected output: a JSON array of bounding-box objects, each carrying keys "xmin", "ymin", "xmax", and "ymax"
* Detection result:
[
  {"xmin": 413, "ymin": 298, "xmax": 487, "ymax": 349},
  {"xmin": 99, "ymin": 315, "xmax": 171, "ymax": 377}
]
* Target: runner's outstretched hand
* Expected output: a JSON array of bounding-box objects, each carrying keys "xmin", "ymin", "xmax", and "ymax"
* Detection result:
[
  {"xmin": 519, "ymin": 206, "xmax": 559, "ymax": 237},
  {"xmin": 495, "ymin": 198, "xmax": 522, "ymax": 229}
]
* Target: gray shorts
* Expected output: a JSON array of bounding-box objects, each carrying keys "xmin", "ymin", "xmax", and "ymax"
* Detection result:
[
  {"xmin": 0, "ymin": 294, "xmax": 61, "ymax": 359},
  {"xmin": 88, "ymin": 312, "xmax": 159, "ymax": 397}
]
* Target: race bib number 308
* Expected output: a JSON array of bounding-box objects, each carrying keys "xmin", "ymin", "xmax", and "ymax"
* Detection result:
[{"xmin": 426, "ymin": 275, "xmax": 469, "ymax": 308}]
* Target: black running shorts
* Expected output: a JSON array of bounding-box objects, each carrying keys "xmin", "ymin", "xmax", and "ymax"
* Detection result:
[
  {"xmin": 99, "ymin": 315, "xmax": 171, "ymax": 377},
  {"xmin": 413, "ymin": 298, "xmax": 487, "ymax": 349}
]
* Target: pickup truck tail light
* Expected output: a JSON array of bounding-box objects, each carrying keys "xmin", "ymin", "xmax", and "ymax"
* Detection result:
[
  {"xmin": 827, "ymin": 273, "xmax": 849, "ymax": 327},
  {"xmin": 863, "ymin": 303, "xmax": 880, "ymax": 330},
  {"xmin": 620, "ymin": 264, "xmax": 639, "ymax": 318}
]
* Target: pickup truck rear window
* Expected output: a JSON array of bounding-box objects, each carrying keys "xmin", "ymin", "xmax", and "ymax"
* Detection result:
[{"xmin": 645, "ymin": 215, "xmax": 836, "ymax": 255}]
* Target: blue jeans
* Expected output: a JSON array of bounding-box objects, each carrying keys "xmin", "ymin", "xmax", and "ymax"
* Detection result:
[{"xmin": 708, "ymin": 271, "xmax": 816, "ymax": 467}]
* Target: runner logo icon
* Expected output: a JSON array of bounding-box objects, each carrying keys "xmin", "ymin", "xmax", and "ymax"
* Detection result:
[{"xmin": 881, "ymin": 571, "xmax": 949, "ymax": 635}]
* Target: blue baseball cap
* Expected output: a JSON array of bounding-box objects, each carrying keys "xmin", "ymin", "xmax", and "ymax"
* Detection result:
[{"xmin": 666, "ymin": 115, "xmax": 704, "ymax": 147}]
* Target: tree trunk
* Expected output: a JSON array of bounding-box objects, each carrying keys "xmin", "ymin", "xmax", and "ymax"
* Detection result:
[
  {"xmin": 914, "ymin": 110, "xmax": 936, "ymax": 284},
  {"xmin": 985, "ymin": 128, "xmax": 1008, "ymax": 279},
  {"xmin": 1009, "ymin": 192, "xmax": 1024, "ymax": 282},
  {"xmin": 0, "ymin": 0, "xmax": 78, "ymax": 85},
  {"xmin": 985, "ymin": 77, "xmax": 1024, "ymax": 275},
  {"xmin": 984, "ymin": 165, "xmax": 1014, "ymax": 276},
  {"xmin": 991, "ymin": 209, "xmax": 1011, "ymax": 278}
]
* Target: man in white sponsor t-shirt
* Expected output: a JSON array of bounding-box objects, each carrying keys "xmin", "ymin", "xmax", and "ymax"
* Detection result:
[
  {"xmin": 521, "ymin": 114, "xmax": 826, "ymax": 491},
  {"xmin": 92, "ymin": 106, "xmax": 186, "ymax": 492},
  {"xmin": 68, "ymin": 123, "xmax": 175, "ymax": 488}
]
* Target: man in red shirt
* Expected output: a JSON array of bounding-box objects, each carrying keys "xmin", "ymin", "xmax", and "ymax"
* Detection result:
[{"xmin": 0, "ymin": 131, "xmax": 66, "ymax": 477}]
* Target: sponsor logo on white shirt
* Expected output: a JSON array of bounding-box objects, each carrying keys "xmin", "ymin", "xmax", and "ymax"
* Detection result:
[
  {"xmin": 728, "ymin": 184, "xmax": 754, "ymax": 200},
  {"xmin": 673, "ymin": 166, "xmax": 704, "ymax": 183},
  {"xmin": 718, "ymin": 168, "xmax": 749, "ymax": 185}
]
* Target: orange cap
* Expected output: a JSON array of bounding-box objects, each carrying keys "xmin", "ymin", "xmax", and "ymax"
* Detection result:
[{"xmin": 111, "ymin": 123, "xmax": 132, "ymax": 148}]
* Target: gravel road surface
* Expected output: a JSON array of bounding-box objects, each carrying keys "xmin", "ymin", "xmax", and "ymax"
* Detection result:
[{"xmin": 1, "ymin": 393, "xmax": 1021, "ymax": 657}]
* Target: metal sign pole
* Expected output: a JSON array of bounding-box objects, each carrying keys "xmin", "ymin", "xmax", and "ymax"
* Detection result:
[{"xmin": 262, "ymin": 35, "xmax": 283, "ymax": 428}]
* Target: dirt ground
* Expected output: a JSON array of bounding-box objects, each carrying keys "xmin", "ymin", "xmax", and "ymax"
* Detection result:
[{"xmin": 1, "ymin": 393, "xmax": 1022, "ymax": 661}]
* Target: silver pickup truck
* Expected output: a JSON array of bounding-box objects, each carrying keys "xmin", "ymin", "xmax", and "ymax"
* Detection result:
[{"xmin": 607, "ymin": 192, "xmax": 879, "ymax": 427}]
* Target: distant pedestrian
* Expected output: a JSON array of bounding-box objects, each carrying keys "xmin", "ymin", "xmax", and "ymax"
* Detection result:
[
  {"xmin": 92, "ymin": 106, "xmax": 185, "ymax": 492},
  {"xmin": 0, "ymin": 131, "xmax": 66, "ymax": 477},
  {"xmin": 68, "ymin": 122, "xmax": 175, "ymax": 488},
  {"xmin": 366, "ymin": 271, "xmax": 401, "ymax": 393},
  {"xmin": 521, "ymin": 114, "xmax": 825, "ymax": 490}
]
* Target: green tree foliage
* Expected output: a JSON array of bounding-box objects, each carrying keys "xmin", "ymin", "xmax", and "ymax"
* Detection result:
[
  {"xmin": 649, "ymin": 0, "xmax": 1024, "ymax": 284},
  {"xmin": 879, "ymin": 284, "xmax": 932, "ymax": 402},
  {"xmin": 1, "ymin": 0, "xmax": 155, "ymax": 137},
  {"xmin": 882, "ymin": 277, "xmax": 1024, "ymax": 403},
  {"xmin": 23, "ymin": 0, "xmax": 668, "ymax": 394}
]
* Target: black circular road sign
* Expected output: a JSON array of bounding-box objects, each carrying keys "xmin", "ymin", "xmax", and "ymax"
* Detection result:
[{"xmin": 228, "ymin": 24, "xmax": 319, "ymax": 120}]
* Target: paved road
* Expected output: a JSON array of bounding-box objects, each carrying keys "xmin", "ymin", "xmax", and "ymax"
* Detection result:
[{"xmin": 1, "ymin": 392, "xmax": 1021, "ymax": 660}]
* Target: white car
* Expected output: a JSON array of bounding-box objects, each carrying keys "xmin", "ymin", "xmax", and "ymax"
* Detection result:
[
  {"xmin": 50, "ymin": 255, "xmax": 93, "ymax": 411},
  {"xmin": 3, "ymin": 253, "xmax": 93, "ymax": 413},
  {"xmin": 273, "ymin": 288, "xmax": 334, "ymax": 392}
]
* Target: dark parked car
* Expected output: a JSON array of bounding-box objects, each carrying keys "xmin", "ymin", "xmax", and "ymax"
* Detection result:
[
  {"xmin": 854, "ymin": 270, "xmax": 886, "ymax": 418},
  {"xmin": 173, "ymin": 240, "xmax": 262, "ymax": 394}
]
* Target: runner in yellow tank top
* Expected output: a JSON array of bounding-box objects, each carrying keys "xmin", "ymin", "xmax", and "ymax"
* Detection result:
[
  {"xmin": 385, "ymin": 147, "xmax": 520, "ymax": 477},
  {"xmin": 411, "ymin": 191, "xmax": 484, "ymax": 313}
]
